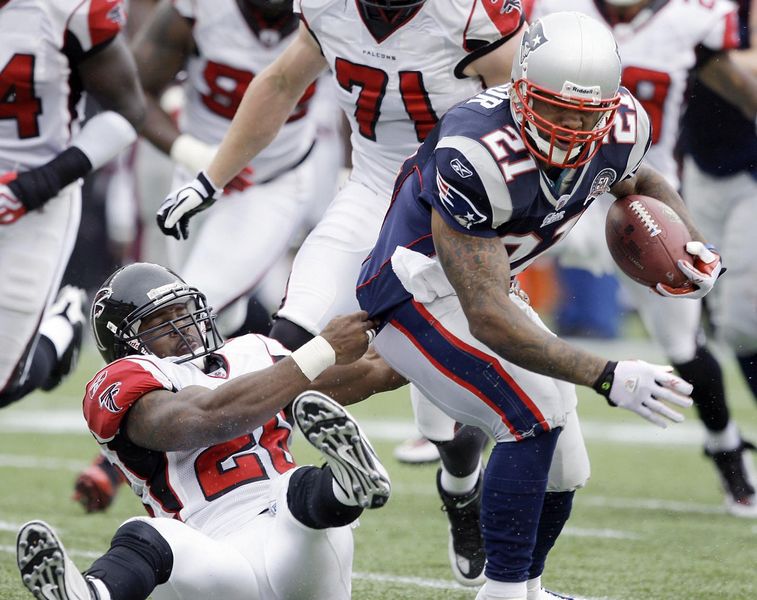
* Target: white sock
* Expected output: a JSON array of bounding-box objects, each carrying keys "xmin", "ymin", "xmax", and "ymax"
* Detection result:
[
  {"xmin": 526, "ymin": 575, "xmax": 542, "ymax": 599},
  {"xmin": 86, "ymin": 576, "xmax": 111, "ymax": 600},
  {"xmin": 705, "ymin": 421, "xmax": 741, "ymax": 453},
  {"xmin": 476, "ymin": 578, "xmax": 527, "ymax": 600},
  {"xmin": 440, "ymin": 461, "xmax": 482, "ymax": 495},
  {"xmin": 38, "ymin": 315, "xmax": 73, "ymax": 360}
]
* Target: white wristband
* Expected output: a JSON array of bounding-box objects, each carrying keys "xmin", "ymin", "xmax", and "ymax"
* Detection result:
[
  {"xmin": 290, "ymin": 336, "xmax": 336, "ymax": 381},
  {"xmin": 170, "ymin": 133, "xmax": 217, "ymax": 173}
]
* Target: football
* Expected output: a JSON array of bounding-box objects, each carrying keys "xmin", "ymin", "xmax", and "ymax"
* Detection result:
[{"xmin": 605, "ymin": 195, "xmax": 692, "ymax": 288}]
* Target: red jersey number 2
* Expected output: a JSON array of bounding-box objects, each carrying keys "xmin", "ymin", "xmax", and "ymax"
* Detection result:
[{"xmin": 194, "ymin": 415, "xmax": 294, "ymax": 501}]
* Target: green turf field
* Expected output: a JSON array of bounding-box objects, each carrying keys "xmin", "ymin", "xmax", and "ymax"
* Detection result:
[{"xmin": 1, "ymin": 338, "xmax": 755, "ymax": 600}]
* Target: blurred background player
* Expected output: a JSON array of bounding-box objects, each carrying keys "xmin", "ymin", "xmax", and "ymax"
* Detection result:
[
  {"xmin": 679, "ymin": 0, "xmax": 757, "ymax": 514},
  {"xmin": 135, "ymin": 0, "xmax": 323, "ymax": 336},
  {"xmin": 0, "ymin": 0, "xmax": 143, "ymax": 409},
  {"xmin": 72, "ymin": 0, "xmax": 331, "ymax": 512},
  {"xmin": 528, "ymin": 0, "xmax": 757, "ymax": 517},
  {"xmin": 19, "ymin": 261, "xmax": 395, "ymax": 600},
  {"xmin": 155, "ymin": 0, "xmax": 527, "ymax": 586}
]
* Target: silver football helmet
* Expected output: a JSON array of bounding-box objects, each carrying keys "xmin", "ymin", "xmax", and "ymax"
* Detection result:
[{"xmin": 511, "ymin": 12, "xmax": 622, "ymax": 168}]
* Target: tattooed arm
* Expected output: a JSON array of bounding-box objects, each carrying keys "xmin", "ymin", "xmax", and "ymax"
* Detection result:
[
  {"xmin": 431, "ymin": 209, "xmax": 608, "ymax": 388},
  {"xmin": 610, "ymin": 164, "xmax": 707, "ymax": 242}
]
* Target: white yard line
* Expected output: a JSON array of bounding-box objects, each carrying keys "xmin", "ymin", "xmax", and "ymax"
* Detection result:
[
  {"xmin": 0, "ymin": 542, "xmax": 612, "ymax": 599},
  {"xmin": 3, "ymin": 410, "xmax": 755, "ymax": 448}
]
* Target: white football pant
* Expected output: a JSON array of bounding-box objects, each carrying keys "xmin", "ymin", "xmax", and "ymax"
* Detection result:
[
  {"xmin": 134, "ymin": 469, "xmax": 354, "ymax": 600},
  {"xmin": 166, "ymin": 158, "xmax": 316, "ymax": 333},
  {"xmin": 0, "ymin": 183, "xmax": 81, "ymax": 391},
  {"xmin": 375, "ymin": 292, "xmax": 590, "ymax": 491},
  {"xmin": 682, "ymin": 156, "xmax": 757, "ymax": 355}
]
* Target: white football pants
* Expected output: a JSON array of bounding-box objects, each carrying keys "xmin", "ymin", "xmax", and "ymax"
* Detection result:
[
  {"xmin": 166, "ymin": 159, "xmax": 316, "ymax": 333},
  {"xmin": 0, "ymin": 183, "xmax": 80, "ymax": 391},
  {"xmin": 133, "ymin": 469, "xmax": 354, "ymax": 600},
  {"xmin": 682, "ymin": 156, "xmax": 757, "ymax": 355}
]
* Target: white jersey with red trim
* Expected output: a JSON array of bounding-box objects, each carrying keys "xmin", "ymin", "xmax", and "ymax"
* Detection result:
[
  {"xmin": 296, "ymin": 0, "xmax": 524, "ymax": 193},
  {"xmin": 0, "ymin": 0, "xmax": 125, "ymax": 172},
  {"xmin": 173, "ymin": 0, "xmax": 318, "ymax": 183},
  {"xmin": 82, "ymin": 334, "xmax": 297, "ymax": 535},
  {"xmin": 530, "ymin": 0, "xmax": 740, "ymax": 187}
]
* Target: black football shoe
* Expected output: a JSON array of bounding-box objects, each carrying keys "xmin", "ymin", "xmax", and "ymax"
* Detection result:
[
  {"xmin": 436, "ymin": 467, "xmax": 486, "ymax": 586},
  {"xmin": 40, "ymin": 286, "xmax": 86, "ymax": 391},
  {"xmin": 293, "ymin": 391, "xmax": 391, "ymax": 509},
  {"xmin": 705, "ymin": 439, "xmax": 757, "ymax": 518},
  {"xmin": 17, "ymin": 520, "xmax": 97, "ymax": 599}
]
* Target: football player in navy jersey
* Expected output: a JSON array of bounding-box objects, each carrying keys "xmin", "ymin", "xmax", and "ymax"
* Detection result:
[{"xmin": 358, "ymin": 12, "xmax": 721, "ymax": 600}]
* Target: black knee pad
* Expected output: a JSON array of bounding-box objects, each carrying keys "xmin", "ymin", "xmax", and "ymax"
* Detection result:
[
  {"xmin": 287, "ymin": 466, "xmax": 363, "ymax": 529},
  {"xmin": 435, "ymin": 425, "xmax": 490, "ymax": 477},
  {"xmin": 86, "ymin": 519, "xmax": 174, "ymax": 600},
  {"xmin": 269, "ymin": 317, "xmax": 315, "ymax": 351}
]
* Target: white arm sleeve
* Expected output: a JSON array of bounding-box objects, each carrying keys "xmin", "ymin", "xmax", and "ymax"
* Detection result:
[{"xmin": 71, "ymin": 111, "xmax": 138, "ymax": 170}]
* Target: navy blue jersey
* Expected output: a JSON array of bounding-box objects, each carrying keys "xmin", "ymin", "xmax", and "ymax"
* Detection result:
[{"xmin": 357, "ymin": 84, "xmax": 651, "ymax": 320}]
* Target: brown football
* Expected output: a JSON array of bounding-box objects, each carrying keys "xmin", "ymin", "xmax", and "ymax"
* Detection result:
[{"xmin": 605, "ymin": 195, "xmax": 692, "ymax": 288}]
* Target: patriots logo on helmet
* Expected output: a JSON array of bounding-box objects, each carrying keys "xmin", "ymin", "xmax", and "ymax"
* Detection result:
[
  {"xmin": 522, "ymin": 20, "xmax": 548, "ymax": 61},
  {"xmin": 98, "ymin": 382, "xmax": 123, "ymax": 414}
]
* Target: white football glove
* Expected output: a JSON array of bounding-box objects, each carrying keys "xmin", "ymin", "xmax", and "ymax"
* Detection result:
[
  {"xmin": 655, "ymin": 241, "xmax": 723, "ymax": 300},
  {"xmin": 593, "ymin": 360, "xmax": 693, "ymax": 428},
  {"xmin": 156, "ymin": 171, "xmax": 219, "ymax": 240}
]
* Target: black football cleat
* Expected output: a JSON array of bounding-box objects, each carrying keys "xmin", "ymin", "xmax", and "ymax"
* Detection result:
[
  {"xmin": 293, "ymin": 391, "xmax": 391, "ymax": 509},
  {"xmin": 17, "ymin": 520, "xmax": 96, "ymax": 599},
  {"xmin": 436, "ymin": 468, "xmax": 486, "ymax": 586},
  {"xmin": 705, "ymin": 439, "xmax": 757, "ymax": 518}
]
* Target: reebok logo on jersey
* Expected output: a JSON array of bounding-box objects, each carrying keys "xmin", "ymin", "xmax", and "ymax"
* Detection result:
[
  {"xmin": 450, "ymin": 158, "xmax": 473, "ymax": 178},
  {"xmin": 436, "ymin": 170, "xmax": 487, "ymax": 230},
  {"xmin": 99, "ymin": 382, "xmax": 123, "ymax": 414}
]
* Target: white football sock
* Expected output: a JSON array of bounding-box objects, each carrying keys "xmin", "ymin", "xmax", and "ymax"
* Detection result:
[
  {"xmin": 440, "ymin": 461, "xmax": 482, "ymax": 495},
  {"xmin": 705, "ymin": 421, "xmax": 741, "ymax": 453},
  {"xmin": 526, "ymin": 576, "xmax": 542, "ymax": 599},
  {"xmin": 87, "ymin": 576, "xmax": 112, "ymax": 600},
  {"xmin": 38, "ymin": 315, "xmax": 74, "ymax": 360},
  {"xmin": 476, "ymin": 578, "xmax": 527, "ymax": 599}
]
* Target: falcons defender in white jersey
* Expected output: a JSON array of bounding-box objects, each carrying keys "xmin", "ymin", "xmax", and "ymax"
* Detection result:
[
  {"xmin": 16, "ymin": 261, "xmax": 398, "ymax": 600},
  {"xmin": 156, "ymin": 0, "xmax": 527, "ymax": 585},
  {"xmin": 133, "ymin": 0, "xmax": 321, "ymax": 329},
  {"xmin": 530, "ymin": 0, "xmax": 757, "ymax": 517},
  {"xmin": 0, "ymin": 0, "xmax": 142, "ymax": 408}
]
